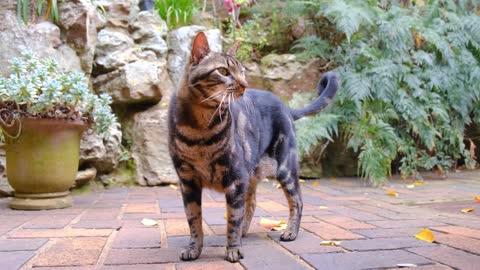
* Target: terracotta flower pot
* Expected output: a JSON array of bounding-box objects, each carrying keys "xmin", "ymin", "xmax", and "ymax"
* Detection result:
[{"xmin": 1, "ymin": 118, "xmax": 87, "ymax": 210}]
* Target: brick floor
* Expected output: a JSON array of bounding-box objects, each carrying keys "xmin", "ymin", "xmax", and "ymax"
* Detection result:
[{"xmin": 0, "ymin": 169, "xmax": 480, "ymax": 269}]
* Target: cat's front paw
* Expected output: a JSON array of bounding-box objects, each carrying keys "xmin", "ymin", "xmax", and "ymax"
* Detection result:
[
  {"xmin": 180, "ymin": 247, "xmax": 202, "ymax": 261},
  {"xmin": 225, "ymin": 247, "xmax": 244, "ymax": 263},
  {"xmin": 280, "ymin": 230, "xmax": 298, "ymax": 241}
]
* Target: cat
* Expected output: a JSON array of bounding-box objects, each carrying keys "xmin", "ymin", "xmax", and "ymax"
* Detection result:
[{"xmin": 168, "ymin": 32, "xmax": 338, "ymax": 263}]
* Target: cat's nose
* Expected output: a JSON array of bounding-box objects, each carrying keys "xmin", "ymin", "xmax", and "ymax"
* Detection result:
[{"xmin": 239, "ymin": 79, "xmax": 248, "ymax": 88}]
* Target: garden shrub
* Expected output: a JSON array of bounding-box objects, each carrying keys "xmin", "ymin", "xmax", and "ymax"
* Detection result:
[{"xmin": 289, "ymin": 0, "xmax": 480, "ymax": 185}]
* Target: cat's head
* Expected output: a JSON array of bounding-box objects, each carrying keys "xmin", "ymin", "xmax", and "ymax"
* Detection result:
[{"xmin": 186, "ymin": 32, "xmax": 248, "ymax": 104}]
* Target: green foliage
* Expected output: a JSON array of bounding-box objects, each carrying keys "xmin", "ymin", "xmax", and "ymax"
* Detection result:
[
  {"xmin": 291, "ymin": 0, "xmax": 480, "ymax": 185},
  {"xmin": 17, "ymin": 0, "xmax": 63, "ymax": 25},
  {"xmin": 0, "ymin": 51, "xmax": 117, "ymax": 135},
  {"xmin": 154, "ymin": 0, "xmax": 195, "ymax": 29},
  {"xmin": 224, "ymin": 1, "xmax": 296, "ymax": 61}
]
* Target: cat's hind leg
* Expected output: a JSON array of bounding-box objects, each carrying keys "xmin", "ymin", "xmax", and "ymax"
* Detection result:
[
  {"xmin": 275, "ymin": 145, "xmax": 303, "ymax": 241},
  {"xmin": 242, "ymin": 179, "xmax": 257, "ymax": 237}
]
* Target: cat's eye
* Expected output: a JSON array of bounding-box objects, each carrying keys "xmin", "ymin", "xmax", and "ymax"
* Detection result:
[{"xmin": 217, "ymin": 68, "xmax": 229, "ymax": 76}]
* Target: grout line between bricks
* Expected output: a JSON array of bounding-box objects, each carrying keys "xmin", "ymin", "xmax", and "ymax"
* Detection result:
[
  {"xmin": 95, "ymin": 228, "xmax": 118, "ymax": 269},
  {"xmin": 18, "ymin": 237, "xmax": 58, "ymax": 270},
  {"xmin": 263, "ymin": 232, "xmax": 316, "ymax": 270}
]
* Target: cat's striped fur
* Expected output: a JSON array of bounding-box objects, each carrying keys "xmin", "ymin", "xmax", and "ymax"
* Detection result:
[{"xmin": 168, "ymin": 32, "xmax": 338, "ymax": 262}]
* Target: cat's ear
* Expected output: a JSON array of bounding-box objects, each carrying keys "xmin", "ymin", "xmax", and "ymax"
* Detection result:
[
  {"xmin": 191, "ymin": 32, "xmax": 210, "ymax": 64},
  {"xmin": 227, "ymin": 41, "xmax": 240, "ymax": 56}
]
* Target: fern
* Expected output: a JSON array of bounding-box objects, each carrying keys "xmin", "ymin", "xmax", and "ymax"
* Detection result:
[{"xmin": 292, "ymin": 0, "xmax": 480, "ymax": 185}]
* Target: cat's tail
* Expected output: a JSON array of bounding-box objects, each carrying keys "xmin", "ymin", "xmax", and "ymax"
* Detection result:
[{"xmin": 290, "ymin": 71, "xmax": 339, "ymax": 121}]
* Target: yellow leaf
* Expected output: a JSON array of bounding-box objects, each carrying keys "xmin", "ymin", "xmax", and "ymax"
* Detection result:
[
  {"xmin": 474, "ymin": 196, "xmax": 480, "ymax": 203},
  {"xmin": 299, "ymin": 179, "xmax": 305, "ymax": 183},
  {"xmin": 141, "ymin": 218, "xmax": 158, "ymax": 227},
  {"xmin": 386, "ymin": 189, "xmax": 399, "ymax": 197},
  {"xmin": 275, "ymin": 183, "xmax": 281, "ymax": 189},
  {"xmin": 313, "ymin": 181, "xmax": 319, "ymax": 187},
  {"xmin": 415, "ymin": 228, "xmax": 435, "ymax": 243},
  {"xmin": 461, "ymin": 207, "xmax": 475, "ymax": 213},
  {"xmin": 406, "ymin": 184, "xmax": 415, "ymax": 189},
  {"xmin": 329, "ymin": 178, "xmax": 337, "ymax": 182},
  {"xmin": 320, "ymin": 240, "xmax": 341, "ymax": 246},
  {"xmin": 319, "ymin": 206, "xmax": 329, "ymax": 210},
  {"xmin": 260, "ymin": 218, "xmax": 286, "ymax": 231},
  {"xmin": 224, "ymin": 213, "xmax": 227, "ymax": 219},
  {"xmin": 169, "ymin": 184, "xmax": 179, "ymax": 190},
  {"xmin": 271, "ymin": 223, "xmax": 287, "ymax": 231},
  {"xmin": 262, "ymin": 178, "xmax": 269, "ymax": 182},
  {"xmin": 414, "ymin": 181, "xmax": 425, "ymax": 186}
]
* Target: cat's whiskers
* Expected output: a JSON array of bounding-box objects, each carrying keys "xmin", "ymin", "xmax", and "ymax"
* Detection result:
[
  {"xmin": 208, "ymin": 93, "xmax": 228, "ymax": 125},
  {"xmin": 200, "ymin": 90, "xmax": 226, "ymax": 103}
]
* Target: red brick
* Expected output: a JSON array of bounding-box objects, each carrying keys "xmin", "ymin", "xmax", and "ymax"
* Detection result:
[
  {"xmin": 409, "ymin": 245, "xmax": 480, "ymax": 270},
  {"xmin": 241, "ymin": 242, "xmax": 309, "ymax": 270},
  {"xmin": 113, "ymin": 228, "xmax": 161, "ymax": 249},
  {"xmin": 316, "ymin": 215, "xmax": 376, "ymax": 230},
  {"xmin": 340, "ymin": 237, "xmax": 434, "ymax": 251},
  {"xmin": 329, "ymin": 206, "xmax": 384, "ymax": 221},
  {"xmin": 101, "ymin": 264, "xmax": 175, "ymax": 270},
  {"xmin": 269, "ymin": 230, "xmax": 342, "ymax": 254},
  {"xmin": 104, "ymin": 247, "xmax": 224, "ymax": 265},
  {"xmin": 0, "ymin": 251, "xmax": 35, "ymax": 269},
  {"xmin": 257, "ymin": 200, "xmax": 289, "ymax": 213},
  {"xmin": 176, "ymin": 261, "xmax": 243, "ymax": 270},
  {"xmin": 434, "ymin": 234, "xmax": 480, "ymax": 255},
  {"xmin": 11, "ymin": 228, "xmax": 112, "ymax": 238},
  {"xmin": 302, "ymin": 221, "xmax": 364, "ymax": 240},
  {"xmin": 0, "ymin": 239, "xmax": 48, "ymax": 251},
  {"xmin": 23, "ymin": 215, "xmax": 77, "ymax": 229},
  {"xmin": 352, "ymin": 227, "xmax": 423, "ymax": 238},
  {"xmin": 368, "ymin": 219, "xmax": 444, "ymax": 229},
  {"xmin": 125, "ymin": 203, "xmax": 157, "ymax": 214},
  {"xmin": 72, "ymin": 220, "xmax": 123, "ymax": 229},
  {"xmin": 33, "ymin": 237, "xmax": 107, "ymax": 267},
  {"xmin": 302, "ymin": 250, "xmax": 433, "ymax": 270},
  {"xmin": 165, "ymin": 219, "xmax": 190, "ymax": 236},
  {"xmin": 431, "ymin": 226, "xmax": 480, "ymax": 239}
]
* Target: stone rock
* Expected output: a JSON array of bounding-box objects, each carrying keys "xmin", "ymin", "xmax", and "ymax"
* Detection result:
[
  {"xmin": 31, "ymin": 22, "xmax": 62, "ymax": 48},
  {"xmin": 0, "ymin": 145, "xmax": 13, "ymax": 197},
  {"xmin": 94, "ymin": 28, "xmax": 137, "ymax": 73},
  {"xmin": 58, "ymin": 0, "xmax": 98, "ymax": 74},
  {"xmin": 130, "ymin": 10, "xmax": 168, "ymax": 41},
  {"xmin": 0, "ymin": 9, "xmax": 82, "ymax": 77},
  {"xmin": 93, "ymin": 59, "xmax": 173, "ymax": 105},
  {"xmin": 246, "ymin": 54, "xmax": 324, "ymax": 98},
  {"xmin": 139, "ymin": 35, "xmax": 169, "ymax": 58},
  {"xmin": 80, "ymin": 123, "xmax": 122, "ymax": 173},
  {"xmin": 75, "ymin": 167, "xmax": 97, "ymax": 188},
  {"xmin": 167, "ymin": 25, "xmax": 222, "ymax": 88},
  {"xmin": 95, "ymin": 0, "xmax": 139, "ymax": 29},
  {"xmin": 127, "ymin": 103, "xmax": 177, "ymax": 186}
]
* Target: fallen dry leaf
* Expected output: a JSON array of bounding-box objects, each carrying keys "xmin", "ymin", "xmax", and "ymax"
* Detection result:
[
  {"xmin": 262, "ymin": 178, "xmax": 269, "ymax": 182},
  {"xmin": 260, "ymin": 218, "xmax": 287, "ymax": 231},
  {"xmin": 169, "ymin": 184, "xmax": 179, "ymax": 190},
  {"xmin": 474, "ymin": 196, "xmax": 480, "ymax": 203},
  {"xmin": 406, "ymin": 184, "xmax": 415, "ymax": 189},
  {"xmin": 224, "ymin": 213, "xmax": 227, "ymax": 219},
  {"xmin": 299, "ymin": 179, "xmax": 305, "ymax": 183},
  {"xmin": 319, "ymin": 206, "xmax": 329, "ymax": 210},
  {"xmin": 141, "ymin": 218, "xmax": 158, "ymax": 227},
  {"xmin": 313, "ymin": 181, "xmax": 319, "ymax": 187},
  {"xmin": 275, "ymin": 183, "xmax": 282, "ymax": 189},
  {"xmin": 386, "ymin": 189, "xmax": 399, "ymax": 197},
  {"xmin": 320, "ymin": 240, "xmax": 341, "ymax": 246},
  {"xmin": 415, "ymin": 228, "xmax": 435, "ymax": 243},
  {"xmin": 414, "ymin": 180, "xmax": 425, "ymax": 186},
  {"xmin": 329, "ymin": 178, "xmax": 337, "ymax": 182},
  {"xmin": 461, "ymin": 207, "xmax": 475, "ymax": 213}
]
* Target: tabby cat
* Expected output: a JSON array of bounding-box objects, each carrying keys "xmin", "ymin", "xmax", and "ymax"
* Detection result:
[{"xmin": 168, "ymin": 32, "xmax": 338, "ymax": 263}]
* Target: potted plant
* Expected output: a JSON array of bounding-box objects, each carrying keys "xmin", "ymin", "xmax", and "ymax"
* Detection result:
[{"xmin": 0, "ymin": 51, "xmax": 117, "ymax": 210}]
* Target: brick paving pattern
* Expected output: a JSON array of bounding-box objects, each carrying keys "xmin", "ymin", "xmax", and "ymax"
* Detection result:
[{"xmin": 1, "ymin": 170, "xmax": 480, "ymax": 269}]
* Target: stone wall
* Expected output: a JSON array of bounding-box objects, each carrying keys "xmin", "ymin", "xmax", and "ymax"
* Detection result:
[{"xmin": 0, "ymin": 0, "xmax": 327, "ymax": 189}]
